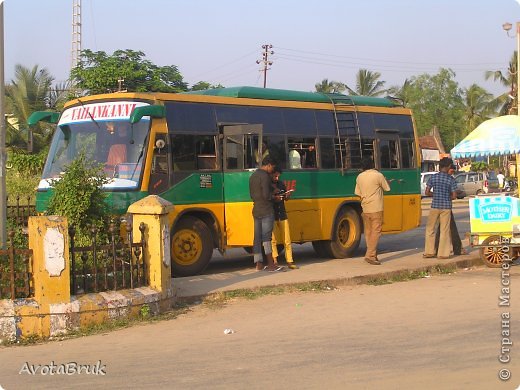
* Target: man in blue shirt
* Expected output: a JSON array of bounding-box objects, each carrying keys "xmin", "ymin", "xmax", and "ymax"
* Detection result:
[{"xmin": 424, "ymin": 157, "xmax": 457, "ymax": 259}]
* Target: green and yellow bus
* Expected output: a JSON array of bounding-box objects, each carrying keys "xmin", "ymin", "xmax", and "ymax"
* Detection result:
[{"xmin": 31, "ymin": 86, "xmax": 421, "ymax": 276}]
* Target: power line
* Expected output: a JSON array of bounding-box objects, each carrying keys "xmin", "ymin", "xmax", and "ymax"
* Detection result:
[{"xmin": 275, "ymin": 46, "xmax": 507, "ymax": 67}]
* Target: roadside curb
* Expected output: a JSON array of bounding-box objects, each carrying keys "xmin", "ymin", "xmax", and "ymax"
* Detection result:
[{"xmin": 174, "ymin": 255, "xmax": 484, "ymax": 306}]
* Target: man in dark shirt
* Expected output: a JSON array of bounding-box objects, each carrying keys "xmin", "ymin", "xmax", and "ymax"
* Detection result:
[{"xmin": 249, "ymin": 156, "xmax": 284, "ymax": 272}]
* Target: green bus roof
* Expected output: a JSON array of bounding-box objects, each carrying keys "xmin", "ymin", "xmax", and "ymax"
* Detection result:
[{"xmin": 182, "ymin": 86, "xmax": 402, "ymax": 107}]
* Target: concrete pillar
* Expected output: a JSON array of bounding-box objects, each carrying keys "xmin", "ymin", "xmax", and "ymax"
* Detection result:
[
  {"xmin": 127, "ymin": 196, "xmax": 173, "ymax": 300},
  {"xmin": 28, "ymin": 216, "xmax": 70, "ymax": 305}
]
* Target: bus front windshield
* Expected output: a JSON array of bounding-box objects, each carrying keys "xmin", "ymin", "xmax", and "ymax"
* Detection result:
[{"xmin": 42, "ymin": 119, "xmax": 150, "ymax": 190}]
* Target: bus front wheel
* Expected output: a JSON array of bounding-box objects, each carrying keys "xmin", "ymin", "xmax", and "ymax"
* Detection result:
[
  {"xmin": 322, "ymin": 207, "xmax": 361, "ymax": 258},
  {"xmin": 171, "ymin": 216, "xmax": 213, "ymax": 277}
]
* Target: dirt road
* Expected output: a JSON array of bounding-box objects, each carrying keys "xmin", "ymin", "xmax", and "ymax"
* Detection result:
[{"xmin": 1, "ymin": 266, "xmax": 518, "ymax": 389}]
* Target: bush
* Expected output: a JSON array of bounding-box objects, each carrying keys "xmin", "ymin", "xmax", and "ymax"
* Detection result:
[
  {"xmin": 46, "ymin": 153, "xmax": 110, "ymax": 232},
  {"xmin": 7, "ymin": 150, "xmax": 47, "ymax": 176}
]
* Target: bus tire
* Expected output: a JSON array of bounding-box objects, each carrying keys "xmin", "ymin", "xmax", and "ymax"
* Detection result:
[
  {"xmin": 171, "ymin": 216, "xmax": 213, "ymax": 277},
  {"xmin": 312, "ymin": 241, "xmax": 329, "ymax": 258},
  {"xmin": 322, "ymin": 207, "xmax": 361, "ymax": 259}
]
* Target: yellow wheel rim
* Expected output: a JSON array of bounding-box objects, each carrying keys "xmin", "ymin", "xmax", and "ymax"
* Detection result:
[
  {"xmin": 337, "ymin": 216, "xmax": 355, "ymax": 248},
  {"xmin": 172, "ymin": 228, "xmax": 202, "ymax": 266}
]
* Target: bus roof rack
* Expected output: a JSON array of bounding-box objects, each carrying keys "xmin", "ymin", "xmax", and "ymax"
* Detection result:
[{"xmin": 183, "ymin": 86, "xmax": 401, "ymax": 108}]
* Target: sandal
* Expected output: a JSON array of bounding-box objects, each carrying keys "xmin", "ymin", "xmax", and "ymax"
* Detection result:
[{"xmin": 267, "ymin": 266, "xmax": 286, "ymax": 272}]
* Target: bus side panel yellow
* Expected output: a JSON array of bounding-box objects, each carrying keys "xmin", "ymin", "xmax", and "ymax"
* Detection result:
[
  {"xmin": 225, "ymin": 202, "xmax": 254, "ymax": 246},
  {"xmin": 401, "ymin": 194, "xmax": 422, "ymax": 231}
]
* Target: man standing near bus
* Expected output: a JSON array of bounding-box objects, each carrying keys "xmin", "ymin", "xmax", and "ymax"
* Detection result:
[
  {"xmin": 249, "ymin": 156, "xmax": 284, "ymax": 272},
  {"xmin": 355, "ymin": 156, "xmax": 391, "ymax": 265},
  {"xmin": 424, "ymin": 157, "xmax": 457, "ymax": 259}
]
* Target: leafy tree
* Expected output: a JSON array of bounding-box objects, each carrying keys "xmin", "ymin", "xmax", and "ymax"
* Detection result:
[
  {"xmin": 345, "ymin": 69, "xmax": 387, "ymax": 96},
  {"xmin": 462, "ymin": 84, "xmax": 498, "ymax": 136},
  {"xmin": 314, "ymin": 78, "xmax": 346, "ymax": 93},
  {"xmin": 71, "ymin": 49, "xmax": 188, "ymax": 94},
  {"xmin": 190, "ymin": 81, "xmax": 224, "ymax": 91},
  {"xmin": 403, "ymin": 68, "xmax": 465, "ymax": 148},
  {"xmin": 485, "ymin": 51, "xmax": 517, "ymax": 115},
  {"xmin": 5, "ymin": 64, "xmax": 56, "ymax": 152}
]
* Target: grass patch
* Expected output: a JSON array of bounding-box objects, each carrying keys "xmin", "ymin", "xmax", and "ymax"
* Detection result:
[
  {"xmin": 201, "ymin": 281, "xmax": 336, "ymax": 309},
  {"xmin": 366, "ymin": 265, "xmax": 456, "ymax": 286}
]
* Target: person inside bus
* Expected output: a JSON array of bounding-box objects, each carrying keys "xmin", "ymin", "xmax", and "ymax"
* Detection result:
[
  {"xmin": 289, "ymin": 144, "xmax": 302, "ymax": 169},
  {"xmin": 302, "ymin": 144, "xmax": 316, "ymax": 168},
  {"xmin": 106, "ymin": 122, "xmax": 128, "ymax": 167},
  {"xmin": 270, "ymin": 168, "xmax": 298, "ymax": 270},
  {"xmin": 255, "ymin": 142, "xmax": 270, "ymax": 165}
]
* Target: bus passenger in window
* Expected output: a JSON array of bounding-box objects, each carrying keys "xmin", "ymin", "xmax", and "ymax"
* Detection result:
[
  {"xmin": 270, "ymin": 168, "xmax": 298, "ymax": 270},
  {"xmin": 249, "ymin": 156, "xmax": 285, "ymax": 272},
  {"xmin": 255, "ymin": 142, "xmax": 270, "ymax": 165},
  {"xmin": 289, "ymin": 144, "xmax": 302, "ymax": 169},
  {"xmin": 303, "ymin": 144, "xmax": 316, "ymax": 168},
  {"xmin": 355, "ymin": 156, "xmax": 391, "ymax": 265},
  {"xmin": 106, "ymin": 122, "xmax": 128, "ymax": 168}
]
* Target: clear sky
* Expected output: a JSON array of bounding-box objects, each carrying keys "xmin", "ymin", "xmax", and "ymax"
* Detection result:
[{"xmin": 4, "ymin": 0, "xmax": 520, "ymax": 96}]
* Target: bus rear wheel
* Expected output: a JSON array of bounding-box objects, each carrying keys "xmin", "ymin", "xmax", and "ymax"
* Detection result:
[
  {"xmin": 322, "ymin": 207, "xmax": 361, "ymax": 258},
  {"xmin": 171, "ymin": 216, "xmax": 213, "ymax": 277}
]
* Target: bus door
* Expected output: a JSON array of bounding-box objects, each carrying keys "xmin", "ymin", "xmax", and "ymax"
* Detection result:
[
  {"xmin": 222, "ymin": 124, "xmax": 263, "ymax": 246},
  {"xmin": 375, "ymin": 133, "xmax": 403, "ymax": 232}
]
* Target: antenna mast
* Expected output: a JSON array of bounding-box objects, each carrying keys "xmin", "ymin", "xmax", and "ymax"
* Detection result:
[{"xmin": 71, "ymin": 0, "xmax": 82, "ymax": 70}]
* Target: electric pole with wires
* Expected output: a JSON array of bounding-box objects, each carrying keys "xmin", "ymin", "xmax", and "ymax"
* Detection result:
[{"xmin": 256, "ymin": 44, "xmax": 273, "ymax": 88}]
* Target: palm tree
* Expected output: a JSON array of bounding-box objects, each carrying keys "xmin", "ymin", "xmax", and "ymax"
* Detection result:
[
  {"xmin": 462, "ymin": 84, "xmax": 499, "ymax": 136},
  {"xmin": 5, "ymin": 64, "xmax": 55, "ymax": 152},
  {"xmin": 345, "ymin": 69, "xmax": 387, "ymax": 97},
  {"xmin": 387, "ymin": 79, "xmax": 412, "ymax": 106},
  {"xmin": 314, "ymin": 78, "xmax": 346, "ymax": 94},
  {"xmin": 485, "ymin": 51, "xmax": 517, "ymax": 115}
]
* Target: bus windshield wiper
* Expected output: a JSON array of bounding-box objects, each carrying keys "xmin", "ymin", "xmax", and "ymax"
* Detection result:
[{"xmin": 77, "ymin": 98, "xmax": 100, "ymax": 129}]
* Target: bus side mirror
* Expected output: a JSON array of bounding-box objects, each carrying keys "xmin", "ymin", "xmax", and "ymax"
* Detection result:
[
  {"xmin": 27, "ymin": 111, "xmax": 60, "ymax": 125},
  {"xmin": 129, "ymin": 105, "xmax": 165, "ymax": 124}
]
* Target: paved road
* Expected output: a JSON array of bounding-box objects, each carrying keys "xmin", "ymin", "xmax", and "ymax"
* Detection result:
[
  {"xmin": 1, "ymin": 267, "xmax": 518, "ymax": 389},
  {"xmin": 203, "ymin": 199, "xmax": 471, "ymax": 274}
]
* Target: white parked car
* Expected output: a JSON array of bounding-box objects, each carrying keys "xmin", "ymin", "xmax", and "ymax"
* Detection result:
[{"xmin": 420, "ymin": 172, "xmax": 436, "ymax": 197}]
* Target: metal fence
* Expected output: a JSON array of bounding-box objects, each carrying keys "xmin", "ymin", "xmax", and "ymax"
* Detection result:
[
  {"xmin": 69, "ymin": 220, "xmax": 147, "ymax": 295},
  {"xmin": 0, "ymin": 231, "xmax": 33, "ymax": 300},
  {"xmin": 6, "ymin": 196, "xmax": 36, "ymax": 228}
]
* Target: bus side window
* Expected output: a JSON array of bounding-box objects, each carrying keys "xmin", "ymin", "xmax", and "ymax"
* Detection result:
[{"xmin": 378, "ymin": 138, "xmax": 399, "ymax": 169}]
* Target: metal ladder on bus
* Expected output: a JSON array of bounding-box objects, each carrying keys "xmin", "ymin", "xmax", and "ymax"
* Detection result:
[{"xmin": 329, "ymin": 95, "xmax": 362, "ymax": 174}]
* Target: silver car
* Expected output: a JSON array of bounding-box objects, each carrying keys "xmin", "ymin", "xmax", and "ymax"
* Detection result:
[{"xmin": 454, "ymin": 172, "xmax": 487, "ymax": 196}]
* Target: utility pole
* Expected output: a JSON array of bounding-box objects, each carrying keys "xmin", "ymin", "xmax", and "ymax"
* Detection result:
[
  {"xmin": 0, "ymin": 1, "xmax": 6, "ymax": 247},
  {"xmin": 256, "ymin": 44, "xmax": 273, "ymax": 88},
  {"xmin": 71, "ymin": 0, "xmax": 82, "ymax": 70}
]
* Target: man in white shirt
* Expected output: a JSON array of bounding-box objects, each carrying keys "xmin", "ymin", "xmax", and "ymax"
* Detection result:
[{"xmin": 497, "ymin": 170, "xmax": 505, "ymax": 191}]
